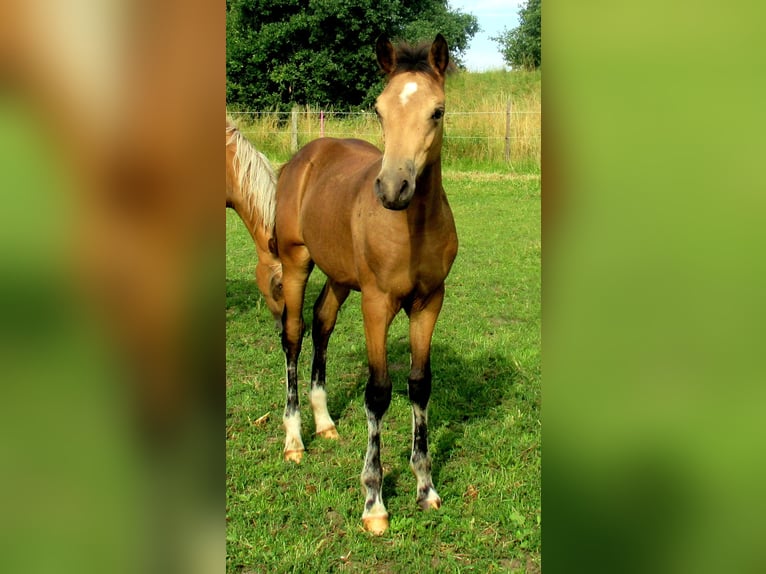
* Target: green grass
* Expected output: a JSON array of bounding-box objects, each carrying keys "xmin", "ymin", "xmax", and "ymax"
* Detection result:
[{"xmin": 226, "ymin": 171, "xmax": 541, "ymax": 572}]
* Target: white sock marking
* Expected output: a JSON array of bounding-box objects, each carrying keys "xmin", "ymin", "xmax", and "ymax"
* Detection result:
[
  {"xmin": 309, "ymin": 387, "xmax": 335, "ymax": 433},
  {"xmin": 283, "ymin": 356, "xmax": 303, "ymax": 451},
  {"xmin": 283, "ymin": 411, "xmax": 304, "ymax": 452}
]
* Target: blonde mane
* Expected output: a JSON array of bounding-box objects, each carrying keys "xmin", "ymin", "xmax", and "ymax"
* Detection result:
[{"xmin": 226, "ymin": 121, "xmax": 277, "ymax": 232}]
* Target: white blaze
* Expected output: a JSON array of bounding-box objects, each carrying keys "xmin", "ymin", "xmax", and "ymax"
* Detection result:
[{"xmin": 399, "ymin": 81, "xmax": 419, "ymax": 106}]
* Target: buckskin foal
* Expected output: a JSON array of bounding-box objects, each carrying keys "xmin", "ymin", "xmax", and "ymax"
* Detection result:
[{"xmin": 273, "ymin": 34, "xmax": 458, "ymax": 535}]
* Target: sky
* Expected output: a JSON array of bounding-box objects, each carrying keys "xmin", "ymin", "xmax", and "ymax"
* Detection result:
[{"xmin": 448, "ymin": 0, "xmax": 523, "ymax": 71}]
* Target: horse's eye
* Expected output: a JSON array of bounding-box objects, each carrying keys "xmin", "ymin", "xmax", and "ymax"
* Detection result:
[{"xmin": 432, "ymin": 108, "xmax": 444, "ymax": 121}]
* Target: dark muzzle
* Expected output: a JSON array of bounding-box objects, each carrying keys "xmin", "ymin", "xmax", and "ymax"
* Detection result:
[{"xmin": 374, "ymin": 162, "xmax": 416, "ymax": 210}]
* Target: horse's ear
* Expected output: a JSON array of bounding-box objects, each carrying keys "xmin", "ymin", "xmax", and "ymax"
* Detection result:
[
  {"xmin": 376, "ymin": 35, "xmax": 396, "ymax": 75},
  {"xmin": 429, "ymin": 33, "xmax": 450, "ymax": 77}
]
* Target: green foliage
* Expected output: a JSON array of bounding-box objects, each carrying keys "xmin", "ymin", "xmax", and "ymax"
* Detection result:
[
  {"xmin": 400, "ymin": 3, "xmax": 479, "ymax": 62},
  {"xmin": 226, "ymin": 0, "xmax": 478, "ymax": 110},
  {"xmin": 493, "ymin": 0, "xmax": 541, "ymax": 70}
]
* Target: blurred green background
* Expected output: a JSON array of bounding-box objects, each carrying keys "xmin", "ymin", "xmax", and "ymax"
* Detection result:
[
  {"xmin": 0, "ymin": 94, "xmax": 141, "ymax": 573},
  {"xmin": 543, "ymin": 2, "xmax": 766, "ymax": 572}
]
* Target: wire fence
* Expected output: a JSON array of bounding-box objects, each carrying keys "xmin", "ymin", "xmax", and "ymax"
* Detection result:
[{"xmin": 228, "ymin": 107, "xmax": 541, "ymax": 170}]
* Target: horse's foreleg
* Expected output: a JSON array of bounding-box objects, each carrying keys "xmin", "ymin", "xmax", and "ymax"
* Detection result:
[
  {"xmin": 280, "ymin": 249, "xmax": 312, "ymax": 463},
  {"xmin": 407, "ymin": 286, "xmax": 445, "ymax": 511},
  {"xmin": 360, "ymin": 292, "xmax": 398, "ymax": 535},
  {"xmin": 310, "ymin": 279, "xmax": 350, "ymax": 438}
]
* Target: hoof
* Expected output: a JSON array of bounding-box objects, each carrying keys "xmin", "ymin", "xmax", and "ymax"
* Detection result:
[
  {"xmin": 362, "ymin": 514, "xmax": 389, "ymax": 535},
  {"xmin": 417, "ymin": 491, "xmax": 442, "ymax": 511},
  {"xmin": 316, "ymin": 426, "xmax": 339, "ymax": 440},
  {"xmin": 284, "ymin": 449, "xmax": 304, "ymax": 463}
]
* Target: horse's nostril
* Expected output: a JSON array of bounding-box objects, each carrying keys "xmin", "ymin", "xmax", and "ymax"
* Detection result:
[{"xmin": 399, "ymin": 180, "xmax": 409, "ymax": 195}]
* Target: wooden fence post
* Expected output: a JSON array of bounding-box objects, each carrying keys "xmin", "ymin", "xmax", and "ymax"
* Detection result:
[
  {"xmin": 504, "ymin": 99, "xmax": 511, "ymax": 163},
  {"xmin": 291, "ymin": 105, "xmax": 299, "ymax": 152}
]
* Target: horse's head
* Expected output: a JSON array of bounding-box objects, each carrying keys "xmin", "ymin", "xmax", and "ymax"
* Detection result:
[{"xmin": 374, "ymin": 34, "xmax": 449, "ymax": 210}]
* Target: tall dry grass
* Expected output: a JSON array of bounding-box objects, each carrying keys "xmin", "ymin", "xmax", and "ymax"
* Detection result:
[
  {"xmin": 228, "ymin": 68, "xmax": 540, "ymax": 173},
  {"xmin": 446, "ymin": 68, "xmax": 541, "ymax": 171}
]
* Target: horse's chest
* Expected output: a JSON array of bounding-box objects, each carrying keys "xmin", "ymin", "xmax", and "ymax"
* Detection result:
[{"xmin": 362, "ymin": 230, "xmax": 456, "ymax": 297}]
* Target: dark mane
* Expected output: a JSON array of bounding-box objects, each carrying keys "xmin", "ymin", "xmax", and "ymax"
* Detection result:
[
  {"xmin": 394, "ymin": 42, "xmax": 434, "ymax": 74},
  {"xmin": 390, "ymin": 40, "xmax": 455, "ymax": 77}
]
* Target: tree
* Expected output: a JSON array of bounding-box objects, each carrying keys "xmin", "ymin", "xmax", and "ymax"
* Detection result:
[
  {"xmin": 226, "ymin": 0, "xmax": 478, "ymax": 110},
  {"xmin": 400, "ymin": 3, "xmax": 479, "ymax": 65},
  {"xmin": 493, "ymin": 0, "xmax": 541, "ymax": 70}
]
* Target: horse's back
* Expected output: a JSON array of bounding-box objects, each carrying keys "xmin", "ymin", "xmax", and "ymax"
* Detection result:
[{"xmin": 279, "ymin": 137, "xmax": 381, "ymax": 191}]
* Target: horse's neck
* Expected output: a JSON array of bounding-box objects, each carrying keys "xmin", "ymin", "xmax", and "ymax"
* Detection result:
[
  {"xmin": 413, "ymin": 160, "xmax": 447, "ymax": 215},
  {"xmin": 405, "ymin": 159, "xmax": 453, "ymax": 241},
  {"xmin": 230, "ymin": 197, "xmax": 264, "ymax": 244}
]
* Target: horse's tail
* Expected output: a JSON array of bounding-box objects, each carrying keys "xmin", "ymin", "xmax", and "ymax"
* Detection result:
[{"xmin": 226, "ymin": 120, "xmax": 277, "ymax": 233}]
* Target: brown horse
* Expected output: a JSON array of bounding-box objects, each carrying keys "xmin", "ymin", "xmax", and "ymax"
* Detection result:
[
  {"xmin": 273, "ymin": 34, "xmax": 458, "ymax": 535},
  {"xmin": 225, "ymin": 121, "xmax": 284, "ymax": 328}
]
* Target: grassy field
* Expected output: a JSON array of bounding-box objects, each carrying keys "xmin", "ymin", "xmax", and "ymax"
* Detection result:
[
  {"xmin": 228, "ymin": 69, "xmax": 540, "ymax": 173},
  {"xmin": 226, "ymin": 169, "xmax": 541, "ymax": 572}
]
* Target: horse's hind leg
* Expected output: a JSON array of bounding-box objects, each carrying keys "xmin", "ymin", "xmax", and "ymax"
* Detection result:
[
  {"xmin": 406, "ymin": 286, "xmax": 445, "ymax": 511},
  {"xmin": 280, "ymin": 246, "xmax": 312, "ymax": 463},
  {"xmin": 310, "ymin": 279, "xmax": 350, "ymax": 438}
]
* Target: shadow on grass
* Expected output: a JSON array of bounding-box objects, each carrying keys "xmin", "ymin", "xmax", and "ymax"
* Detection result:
[
  {"xmin": 225, "ymin": 278, "xmax": 261, "ymax": 313},
  {"xmin": 312, "ymin": 331, "xmax": 527, "ymax": 486},
  {"xmin": 395, "ymin": 341, "xmax": 525, "ymax": 484},
  {"xmin": 382, "ymin": 467, "xmax": 402, "ymax": 501}
]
